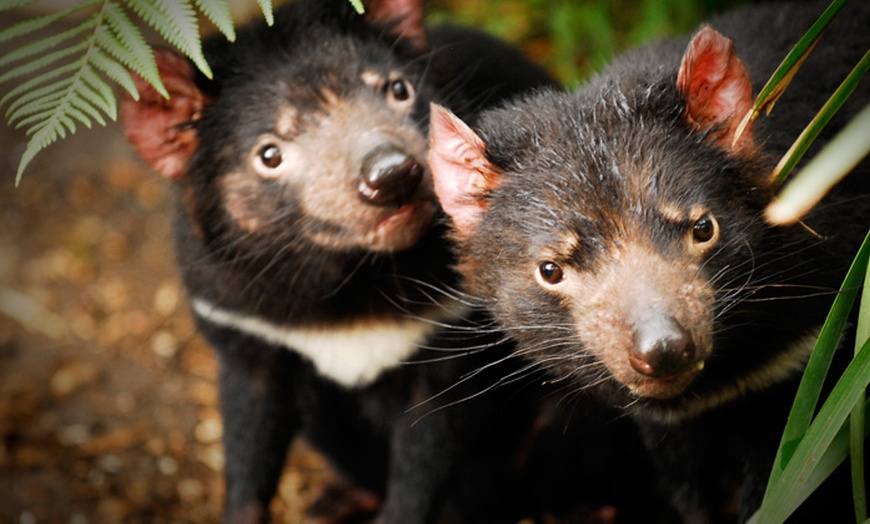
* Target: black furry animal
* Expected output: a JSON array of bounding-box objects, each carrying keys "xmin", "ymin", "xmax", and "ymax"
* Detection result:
[
  {"xmin": 120, "ymin": 0, "xmax": 563, "ymax": 522},
  {"xmin": 428, "ymin": 1, "xmax": 869, "ymax": 522}
]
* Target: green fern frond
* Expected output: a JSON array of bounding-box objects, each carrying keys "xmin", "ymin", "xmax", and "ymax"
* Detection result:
[
  {"xmin": 0, "ymin": 23, "xmax": 93, "ymax": 70},
  {"xmin": 1, "ymin": 62, "xmax": 79, "ymax": 109},
  {"xmin": 0, "ymin": 36, "xmax": 91, "ymax": 87},
  {"xmin": 0, "ymin": 1, "xmax": 98, "ymax": 44},
  {"xmin": 0, "ymin": 0, "xmax": 331, "ymax": 182},
  {"xmin": 0, "ymin": 0, "xmax": 40, "ymax": 13},
  {"xmin": 193, "ymin": 0, "xmax": 235, "ymax": 41},
  {"xmin": 256, "ymin": 0, "xmax": 274, "ymax": 26},
  {"xmin": 101, "ymin": 2, "xmax": 163, "ymax": 93},
  {"xmin": 88, "ymin": 46, "xmax": 138, "ymax": 100},
  {"xmin": 124, "ymin": 0, "xmax": 212, "ymax": 78}
]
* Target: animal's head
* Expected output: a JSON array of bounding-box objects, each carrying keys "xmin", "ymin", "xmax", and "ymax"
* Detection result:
[
  {"xmin": 121, "ymin": 0, "xmax": 437, "ymax": 259},
  {"xmin": 429, "ymin": 27, "xmax": 775, "ymax": 407}
]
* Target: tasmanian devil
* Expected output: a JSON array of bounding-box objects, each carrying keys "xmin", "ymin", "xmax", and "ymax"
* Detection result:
[
  {"xmin": 428, "ymin": 1, "xmax": 869, "ymax": 522},
  {"xmin": 120, "ymin": 0, "xmax": 566, "ymax": 522}
]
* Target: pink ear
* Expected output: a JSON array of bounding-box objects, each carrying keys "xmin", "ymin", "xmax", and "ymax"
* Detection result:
[
  {"xmin": 120, "ymin": 48, "xmax": 210, "ymax": 179},
  {"xmin": 676, "ymin": 26, "xmax": 754, "ymax": 155},
  {"xmin": 427, "ymin": 104, "xmax": 500, "ymax": 235},
  {"xmin": 364, "ymin": 0, "xmax": 426, "ymax": 50}
]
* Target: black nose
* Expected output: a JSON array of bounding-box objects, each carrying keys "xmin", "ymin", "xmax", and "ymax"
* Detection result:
[
  {"xmin": 629, "ymin": 315, "xmax": 697, "ymax": 378},
  {"xmin": 359, "ymin": 145, "xmax": 424, "ymax": 206}
]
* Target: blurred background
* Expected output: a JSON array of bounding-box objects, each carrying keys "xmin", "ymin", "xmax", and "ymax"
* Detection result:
[{"xmin": 0, "ymin": 0, "xmax": 745, "ymax": 522}]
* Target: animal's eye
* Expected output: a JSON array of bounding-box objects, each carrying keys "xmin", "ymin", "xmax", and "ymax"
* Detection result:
[
  {"xmin": 692, "ymin": 214, "xmax": 718, "ymax": 244},
  {"xmin": 537, "ymin": 261, "xmax": 565, "ymax": 285},
  {"xmin": 388, "ymin": 78, "xmax": 412, "ymax": 103},
  {"xmin": 258, "ymin": 144, "xmax": 282, "ymax": 169}
]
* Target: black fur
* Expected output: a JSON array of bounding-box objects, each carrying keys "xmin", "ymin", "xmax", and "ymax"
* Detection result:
[
  {"xmin": 432, "ymin": 1, "xmax": 869, "ymax": 522},
  {"xmin": 124, "ymin": 0, "xmax": 565, "ymax": 522}
]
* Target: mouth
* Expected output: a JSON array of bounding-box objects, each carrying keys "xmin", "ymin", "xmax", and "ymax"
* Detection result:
[
  {"xmin": 625, "ymin": 361, "xmax": 705, "ymax": 400},
  {"xmin": 366, "ymin": 199, "xmax": 436, "ymax": 251}
]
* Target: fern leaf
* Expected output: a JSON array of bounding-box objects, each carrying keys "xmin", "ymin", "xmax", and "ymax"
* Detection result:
[
  {"xmin": 0, "ymin": 38, "xmax": 90, "ymax": 87},
  {"xmin": 124, "ymin": 0, "xmax": 212, "ymax": 78},
  {"xmin": 193, "ymin": 0, "xmax": 235, "ymax": 42},
  {"xmin": 0, "ymin": 22, "xmax": 93, "ymax": 70},
  {"xmin": 97, "ymin": 9, "xmax": 166, "ymax": 97},
  {"xmin": 8, "ymin": 91, "xmax": 67, "ymax": 125},
  {"xmin": 256, "ymin": 0, "xmax": 274, "ymax": 26},
  {"xmin": 0, "ymin": 1, "xmax": 99, "ymax": 44},
  {"xmin": 0, "ymin": 0, "xmax": 41, "ymax": 13},
  {"xmin": 70, "ymin": 93, "xmax": 108, "ymax": 127},
  {"xmin": 5, "ymin": 78, "xmax": 70, "ymax": 118},
  {"xmin": 95, "ymin": 26, "xmax": 169, "ymax": 100},
  {"xmin": 0, "ymin": 62, "xmax": 78, "ymax": 109},
  {"xmin": 80, "ymin": 66, "xmax": 118, "ymax": 118},
  {"xmin": 89, "ymin": 46, "xmax": 139, "ymax": 99}
]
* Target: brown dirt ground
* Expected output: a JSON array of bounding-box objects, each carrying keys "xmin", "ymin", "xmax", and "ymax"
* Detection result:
[{"xmin": 0, "ymin": 105, "xmax": 337, "ymax": 523}]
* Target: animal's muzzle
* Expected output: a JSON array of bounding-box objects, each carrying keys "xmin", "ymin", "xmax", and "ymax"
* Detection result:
[
  {"xmin": 629, "ymin": 315, "xmax": 697, "ymax": 379},
  {"xmin": 359, "ymin": 144, "xmax": 424, "ymax": 206}
]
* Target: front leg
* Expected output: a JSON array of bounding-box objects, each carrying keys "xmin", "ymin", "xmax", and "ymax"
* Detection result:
[{"xmin": 215, "ymin": 339, "xmax": 301, "ymax": 524}]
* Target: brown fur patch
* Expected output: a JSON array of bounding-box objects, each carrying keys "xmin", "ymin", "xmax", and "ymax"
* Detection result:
[{"xmin": 560, "ymin": 241, "xmax": 714, "ymax": 400}]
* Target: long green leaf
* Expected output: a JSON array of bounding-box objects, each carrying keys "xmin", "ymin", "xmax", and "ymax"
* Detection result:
[
  {"xmin": 733, "ymin": 0, "xmax": 849, "ymax": 142},
  {"xmin": 794, "ymin": 398, "xmax": 870, "ymax": 513},
  {"xmin": 770, "ymin": 50, "xmax": 870, "ymax": 189},
  {"xmin": 853, "ymin": 254, "xmax": 870, "ymax": 521},
  {"xmin": 756, "ymin": 336, "xmax": 870, "ymax": 523},
  {"xmin": 764, "ymin": 232, "xmax": 870, "ymax": 488},
  {"xmin": 754, "ymin": 232, "xmax": 870, "ymax": 522},
  {"xmin": 349, "ymin": 0, "xmax": 364, "ymax": 14},
  {"xmin": 766, "ymin": 102, "xmax": 870, "ymax": 225}
]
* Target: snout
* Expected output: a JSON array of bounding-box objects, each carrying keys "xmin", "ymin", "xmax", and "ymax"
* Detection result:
[
  {"xmin": 358, "ymin": 144, "xmax": 424, "ymax": 206},
  {"xmin": 629, "ymin": 315, "xmax": 698, "ymax": 379}
]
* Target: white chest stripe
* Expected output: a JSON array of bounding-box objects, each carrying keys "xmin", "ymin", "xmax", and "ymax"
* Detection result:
[{"xmin": 191, "ymin": 297, "xmax": 462, "ymax": 388}]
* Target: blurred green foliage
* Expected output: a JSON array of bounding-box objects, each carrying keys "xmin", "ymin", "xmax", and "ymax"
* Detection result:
[{"xmin": 431, "ymin": 0, "xmax": 747, "ymax": 86}]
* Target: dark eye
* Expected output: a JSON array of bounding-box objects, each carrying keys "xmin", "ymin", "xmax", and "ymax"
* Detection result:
[
  {"xmin": 258, "ymin": 144, "xmax": 282, "ymax": 169},
  {"xmin": 538, "ymin": 261, "xmax": 564, "ymax": 285},
  {"xmin": 388, "ymin": 78, "xmax": 411, "ymax": 102},
  {"xmin": 692, "ymin": 214, "xmax": 717, "ymax": 243}
]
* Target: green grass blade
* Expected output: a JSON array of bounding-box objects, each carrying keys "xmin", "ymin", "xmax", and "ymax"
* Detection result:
[
  {"xmin": 853, "ymin": 255, "xmax": 870, "ymax": 521},
  {"xmin": 770, "ymin": 50, "xmax": 870, "ymax": 189},
  {"xmin": 754, "ymin": 232, "xmax": 870, "ymax": 522},
  {"xmin": 757, "ymin": 335, "xmax": 870, "ymax": 523},
  {"xmin": 766, "ymin": 102, "xmax": 870, "ymax": 225},
  {"xmin": 733, "ymin": 0, "xmax": 848, "ymax": 142},
  {"xmin": 348, "ymin": 0, "xmax": 364, "ymax": 15},
  {"xmin": 763, "ymin": 232, "xmax": 870, "ymax": 490}
]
